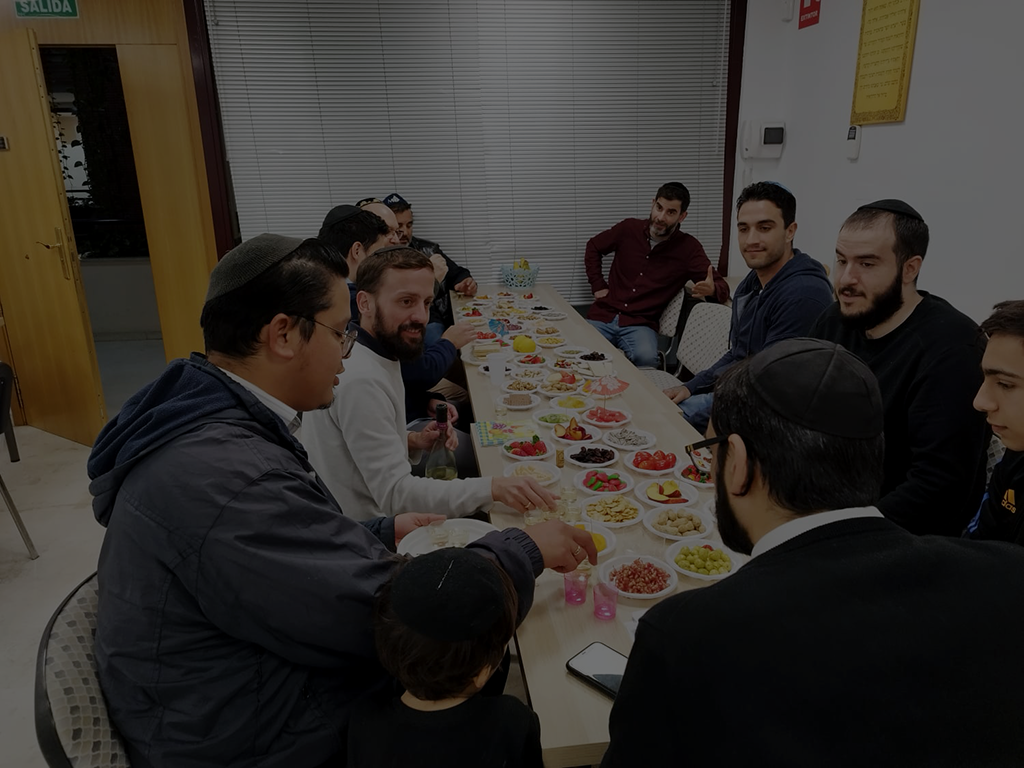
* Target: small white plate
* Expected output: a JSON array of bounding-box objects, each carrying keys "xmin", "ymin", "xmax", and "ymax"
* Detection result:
[
  {"xmin": 554, "ymin": 347, "xmax": 590, "ymax": 359},
  {"xmin": 551, "ymin": 428, "xmax": 602, "ymax": 448},
  {"xmin": 564, "ymin": 444, "xmax": 618, "ymax": 469},
  {"xmin": 582, "ymin": 407, "xmax": 632, "ymax": 428},
  {"xmin": 551, "ymin": 396, "xmax": 594, "ymax": 413},
  {"xmin": 503, "ymin": 380, "xmax": 540, "ymax": 395},
  {"xmin": 511, "ymin": 367, "xmax": 546, "ymax": 381},
  {"xmin": 643, "ymin": 506, "xmax": 713, "ymax": 542},
  {"xmin": 502, "ymin": 435, "xmax": 554, "ymax": 460},
  {"xmin": 575, "ymin": 468, "xmax": 635, "ymax": 495},
  {"xmin": 600, "ymin": 555, "xmax": 678, "ymax": 599},
  {"xmin": 568, "ymin": 520, "xmax": 617, "ymax": 559},
  {"xmin": 503, "ymin": 461, "xmax": 561, "ymax": 487},
  {"xmin": 397, "ymin": 518, "xmax": 498, "ymax": 557},
  {"xmin": 513, "ymin": 354, "xmax": 547, "ymax": 367},
  {"xmin": 539, "ymin": 381, "xmax": 583, "ymax": 398},
  {"xmin": 625, "ymin": 450, "xmax": 681, "ymax": 477},
  {"xmin": 633, "ymin": 480, "xmax": 699, "ymax": 508},
  {"xmin": 582, "ymin": 495, "xmax": 643, "ymax": 528},
  {"xmin": 535, "ymin": 338, "xmax": 567, "ymax": 350},
  {"xmin": 541, "ymin": 311, "xmax": 567, "ymax": 321},
  {"xmin": 677, "ymin": 462, "xmax": 715, "ymax": 491},
  {"xmin": 498, "ymin": 393, "xmax": 542, "ymax": 411},
  {"xmin": 665, "ymin": 540, "xmax": 744, "ymax": 581},
  {"xmin": 533, "ymin": 409, "xmax": 576, "ymax": 428},
  {"xmin": 602, "ymin": 428, "xmax": 657, "ymax": 451}
]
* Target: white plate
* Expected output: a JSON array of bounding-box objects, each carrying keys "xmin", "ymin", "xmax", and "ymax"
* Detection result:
[
  {"xmin": 602, "ymin": 427, "xmax": 657, "ymax": 451},
  {"xmin": 513, "ymin": 354, "xmax": 547, "ymax": 367},
  {"xmin": 511, "ymin": 367, "xmax": 546, "ymax": 381},
  {"xmin": 539, "ymin": 382, "xmax": 583, "ymax": 398},
  {"xmin": 533, "ymin": 325, "xmax": 563, "ymax": 337},
  {"xmin": 498, "ymin": 393, "xmax": 542, "ymax": 411},
  {"xmin": 554, "ymin": 347, "xmax": 590, "ymax": 359},
  {"xmin": 625, "ymin": 450, "xmax": 681, "ymax": 477},
  {"xmin": 676, "ymin": 462, "xmax": 715, "ymax": 491},
  {"xmin": 568, "ymin": 520, "xmax": 617, "ymax": 558},
  {"xmin": 565, "ymin": 444, "xmax": 619, "ymax": 469},
  {"xmin": 535, "ymin": 338, "xmax": 567, "ymax": 350},
  {"xmin": 582, "ymin": 494, "xmax": 643, "ymax": 528},
  {"xmin": 502, "ymin": 435, "xmax": 554, "ymax": 460},
  {"xmin": 643, "ymin": 506, "xmax": 713, "ymax": 542},
  {"xmin": 551, "ymin": 396, "xmax": 594, "ymax": 413},
  {"xmin": 582, "ymin": 407, "xmax": 632, "ymax": 428},
  {"xmin": 533, "ymin": 409, "xmax": 577, "ymax": 428},
  {"xmin": 575, "ymin": 468, "xmax": 635, "ymax": 495},
  {"xmin": 551, "ymin": 428, "xmax": 602, "ymax": 448},
  {"xmin": 665, "ymin": 540, "xmax": 744, "ymax": 581},
  {"xmin": 397, "ymin": 518, "xmax": 498, "ymax": 557},
  {"xmin": 503, "ymin": 461, "xmax": 561, "ymax": 487},
  {"xmin": 479, "ymin": 363, "xmax": 515, "ymax": 376},
  {"xmin": 541, "ymin": 311, "xmax": 567, "ymax": 321},
  {"xmin": 600, "ymin": 555, "xmax": 678, "ymax": 600},
  {"xmin": 503, "ymin": 380, "xmax": 540, "ymax": 395},
  {"xmin": 633, "ymin": 480, "xmax": 699, "ymax": 508}
]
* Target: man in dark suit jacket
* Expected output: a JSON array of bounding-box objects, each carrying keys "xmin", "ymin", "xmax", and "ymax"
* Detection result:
[{"xmin": 603, "ymin": 338, "xmax": 1024, "ymax": 767}]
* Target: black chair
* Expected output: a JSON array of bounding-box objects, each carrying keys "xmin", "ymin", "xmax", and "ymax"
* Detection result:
[
  {"xmin": 35, "ymin": 572, "xmax": 131, "ymax": 767},
  {"xmin": 0, "ymin": 361, "xmax": 37, "ymax": 559}
]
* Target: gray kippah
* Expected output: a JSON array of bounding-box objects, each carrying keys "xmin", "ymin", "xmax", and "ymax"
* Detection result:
[
  {"xmin": 748, "ymin": 338, "xmax": 884, "ymax": 439},
  {"xmin": 205, "ymin": 233, "xmax": 304, "ymax": 303},
  {"xmin": 390, "ymin": 548, "xmax": 506, "ymax": 642}
]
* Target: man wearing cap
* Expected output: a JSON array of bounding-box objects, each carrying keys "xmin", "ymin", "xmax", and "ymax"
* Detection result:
[
  {"xmin": 383, "ymin": 192, "xmax": 478, "ymax": 347},
  {"xmin": 811, "ymin": 200, "xmax": 988, "ymax": 536},
  {"xmin": 663, "ymin": 181, "xmax": 833, "ymax": 433},
  {"xmin": 584, "ymin": 182, "xmax": 729, "ymax": 369},
  {"xmin": 87, "ymin": 234, "xmax": 596, "ymax": 768},
  {"xmin": 603, "ymin": 339, "xmax": 1024, "ymax": 767}
]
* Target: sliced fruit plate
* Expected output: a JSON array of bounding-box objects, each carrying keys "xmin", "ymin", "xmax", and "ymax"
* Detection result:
[
  {"xmin": 575, "ymin": 468, "xmax": 635, "ymax": 495},
  {"xmin": 533, "ymin": 409, "xmax": 577, "ymax": 428},
  {"xmin": 633, "ymin": 479, "xmax": 699, "ymax": 508},
  {"xmin": 552, "ymin": 395, "xmax": 594, "ymax": 413},
  {"xmin": 626, "ymin": 449, "xmax": 679, "ymax": 476},
  {"xmin": 551, "ymin": 416, "xmax": 600, "ymax": 445},
  {"xmin": 502, "ymin": 435, "xmax": 553, "ymax": 460},
  {"xmin": 565, "ymin": 445, "xmax": 618, "ymax": 469},
  {"xmin": 514, "ymin": 354, "xmax": 546, "ymax": 367},
  {"xmin": 582, "ymin": 406, "xmax": 631, "ymax": 427}
]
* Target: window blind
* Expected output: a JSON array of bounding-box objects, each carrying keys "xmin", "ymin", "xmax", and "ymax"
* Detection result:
[{"xmin": 204, "ymin": 0, "xmax": 731, "ymax": 304}]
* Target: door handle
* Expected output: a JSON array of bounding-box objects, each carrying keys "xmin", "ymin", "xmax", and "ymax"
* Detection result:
[{"xmin": 34, "ymin": 227, "xmax": 72, "ymax": 281}]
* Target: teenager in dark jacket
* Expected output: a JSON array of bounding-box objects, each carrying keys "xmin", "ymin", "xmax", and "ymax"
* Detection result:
[
  {"xmin": 87, "ymin": 234, "xmax": 595, "ymax": 768},
  {"xmin": 665, "ymin": 181, "xmax": 833, "ymax": 433}
]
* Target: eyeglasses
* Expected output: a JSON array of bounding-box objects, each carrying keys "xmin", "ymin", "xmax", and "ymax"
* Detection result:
[
  {"xmin": 307, "ymin": 318, "xmax": 360, "ymax": 358},
  {"xmin": 684, "ymin": 434, "xmax": 729, "ymax": 474}
]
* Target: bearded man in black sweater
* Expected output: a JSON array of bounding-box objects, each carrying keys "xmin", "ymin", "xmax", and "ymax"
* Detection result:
[
  {"xmin": 603, "ymin": 340, "xmax": 1024, "ymax": 767},
  {"xmin": 811, "ymin": 200, "xmax": 988, "ymax": 535}
]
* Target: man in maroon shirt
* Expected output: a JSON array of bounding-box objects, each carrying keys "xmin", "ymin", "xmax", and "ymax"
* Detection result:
[{"xmin": 585, "ymin": 182, "xmax": 729, "ymax": 367}]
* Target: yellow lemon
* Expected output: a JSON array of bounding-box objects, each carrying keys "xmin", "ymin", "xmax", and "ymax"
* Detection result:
[
  {"xmin": 574, "ymin": 525, "xmax": 607, "ymax": 553},
  {"xmin": 513, "ymin": 335, "xmax": 536, "ymax": 353}
]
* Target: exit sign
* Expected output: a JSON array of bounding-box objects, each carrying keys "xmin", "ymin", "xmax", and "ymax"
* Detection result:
[{"xmin": 15, "ymin": 0, "xmax": 79, "ymax": 18}]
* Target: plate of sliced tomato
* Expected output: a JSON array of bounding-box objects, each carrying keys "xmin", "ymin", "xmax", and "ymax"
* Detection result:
[{"xmin": 626, "ymin": 450, "xmax": 678, "ymax": 476}]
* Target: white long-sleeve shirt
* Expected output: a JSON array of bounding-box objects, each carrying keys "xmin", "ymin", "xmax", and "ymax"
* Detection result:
[{"xmin": 303, "ymin": 337, "xmax": 492, "ymax": 521}]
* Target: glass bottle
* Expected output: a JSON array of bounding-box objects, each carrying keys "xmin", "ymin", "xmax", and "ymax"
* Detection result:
[{"xmin": 425, "ymin": 403, "xmax": 458, "ymax": 481}]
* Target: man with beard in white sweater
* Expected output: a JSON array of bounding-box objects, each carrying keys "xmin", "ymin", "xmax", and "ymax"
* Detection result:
[{"xmin": 304, "ymin": 246, "xmax": 557, "ymax": 521}]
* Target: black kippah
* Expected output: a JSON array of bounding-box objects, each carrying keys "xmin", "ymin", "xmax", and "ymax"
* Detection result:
[
  {"xmin": 748, "ymin": 338, "xmax": 884, "ymax": 439},
  {"xmin": 320, "ymin": 204, "xmax": 362, "ymax": 233},
  {"xmin": 390, "ymin": 549, "xmax": 506, "ymax": 642},
  {"xmin": 857, "ymin": 199, "xmax": 924, "ymax": 221}
]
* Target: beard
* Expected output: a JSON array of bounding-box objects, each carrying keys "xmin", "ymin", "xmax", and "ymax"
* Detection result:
[
  {"xmin": 372, "ymin": 306, "xmax": 426, "ymax": 361},
  {"xmin": 838, "ymin": 270, "xmax": 904, "ymax": 331},
  {"xmin": 714, "ymin": 480, "xmax": 755, "ymax": 556},
  {"xmin": 648, "ymin": 217, "xmax": 678, "ymax": 239}
]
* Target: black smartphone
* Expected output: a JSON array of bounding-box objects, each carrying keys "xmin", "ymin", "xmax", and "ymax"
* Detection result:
[{"xmin": 565, "ymin": 641, "xmax": 628, "ymax": 699}]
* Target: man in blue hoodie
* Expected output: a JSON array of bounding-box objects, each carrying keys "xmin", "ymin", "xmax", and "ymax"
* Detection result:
[
  {"xmin": 664, "ymin": 181, "xmax": 833, "ymax": 433},
  {"xmin": 86, "ymin": 234, "xmax": 595, "ymax": 768}
]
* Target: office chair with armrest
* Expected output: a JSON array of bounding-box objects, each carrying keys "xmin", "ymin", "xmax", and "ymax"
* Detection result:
[{"xmin": 0, "ymin": 361, "xmax": 38, "ymax": 558}]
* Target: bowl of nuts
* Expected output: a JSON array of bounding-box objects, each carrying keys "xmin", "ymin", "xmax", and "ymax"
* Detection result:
[{"xmin": 642, "ymin": 506, "xmax": 713, "ymax": 541}]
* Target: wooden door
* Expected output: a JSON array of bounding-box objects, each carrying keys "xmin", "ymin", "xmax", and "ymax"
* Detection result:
[{"xmin": 0, "ymin": 28, "xmax": 107, "ymax": 445}]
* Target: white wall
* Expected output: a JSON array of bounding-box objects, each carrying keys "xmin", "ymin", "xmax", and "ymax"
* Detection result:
[{"xmin": 732, "ymin": 1, "xmax": 1024, "ymax": 322}]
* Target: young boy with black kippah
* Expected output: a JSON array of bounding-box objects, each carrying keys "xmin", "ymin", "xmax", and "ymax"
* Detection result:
[{"xmin": 347, "ymin": 549, "xmax": 543, "ymax": 768}]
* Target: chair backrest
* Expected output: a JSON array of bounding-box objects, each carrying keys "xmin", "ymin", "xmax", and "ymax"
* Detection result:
[
  {"xmin": 657, "ymin": 286, "xmax": 690, "ymax": 337},
  {"xmin": 35, "ymin": 573, "xmax": 131, "ymax": 768},
  {"xmin": 676, "ymin": 302, "xmax": 732, "ymax": 377},
  {"xmin": 986, "ymin": 434, "xmax": 1006, "ymax": 485}
]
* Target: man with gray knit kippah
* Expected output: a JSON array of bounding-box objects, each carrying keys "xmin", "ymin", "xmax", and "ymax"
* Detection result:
[
  {"xmin": 604, "ymin": 338, "xmax": 1024, "ymax": 767},
  {"xmin": 87, "ymin": 232, "xmax": 596, "ymax": 768}
]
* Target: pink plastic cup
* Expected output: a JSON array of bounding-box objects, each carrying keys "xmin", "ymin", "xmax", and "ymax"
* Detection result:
[
  {"xmin": 563, "ymin": 570, "xmax": 589, "ymax": 605},
  {"xmin": 593, "ymin": 581, "xmax": 619, "ymax": 620}
]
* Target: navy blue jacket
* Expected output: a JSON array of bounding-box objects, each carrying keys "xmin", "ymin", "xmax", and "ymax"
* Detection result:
[{"xmin": 687, "ymin": 249, "xmax": 833, "ymax": 393}]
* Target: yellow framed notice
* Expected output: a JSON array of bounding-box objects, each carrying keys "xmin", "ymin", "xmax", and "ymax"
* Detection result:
[{"xmin": 850, "ymin": 0, "xmax": 920, "ymax": 125}]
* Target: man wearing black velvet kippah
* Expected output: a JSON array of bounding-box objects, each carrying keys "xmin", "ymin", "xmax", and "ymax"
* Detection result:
[
  {"xmin": 811, "ymin": 200, "xmax": 988, "ymax": 535},
  {"xmin": 603, "ymin": 339, "xmax": 1024, "ymax": 767}
]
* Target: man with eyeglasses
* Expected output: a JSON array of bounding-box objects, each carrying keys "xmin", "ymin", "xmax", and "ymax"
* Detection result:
[
  {"xmin": 603, "ymin": 338, "xmax": 1024, "ymax": 767},
  {"xmin": 87, "ymin": 234, "xmax": 595, "ymax": 768}
]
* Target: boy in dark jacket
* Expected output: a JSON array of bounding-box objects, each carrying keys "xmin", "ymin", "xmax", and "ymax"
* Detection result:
[
  {"xmin": 348, "ymin": 549, "xmax": 543, "ymax": 768},
  {"xmin": 665, "ymin": 181, "xmax": 833, "ymax": 433},
  {"xmin": 966, "ymin": 299, "xmax": 1024, "ymax": 543}
]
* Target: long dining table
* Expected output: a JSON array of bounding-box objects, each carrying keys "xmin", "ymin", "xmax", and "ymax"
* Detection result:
[{"xmin": 457, "ymin": 283, "xmax": 730, "ymax": 767}]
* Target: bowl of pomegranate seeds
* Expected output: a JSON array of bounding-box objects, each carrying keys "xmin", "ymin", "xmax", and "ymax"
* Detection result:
[{"xmin": 598, "ymin": 555, "xmax": 677, "ymax": 599}]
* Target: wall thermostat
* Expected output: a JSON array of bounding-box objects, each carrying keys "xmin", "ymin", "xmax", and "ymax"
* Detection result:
[
  {"xmin": 741, "ymin": 121, "xmax": 786, "ymax": 159},
  {"xmin": 846, "ymin": 125, "xmax": 862, "ymax": 161}
]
